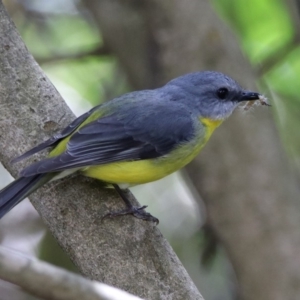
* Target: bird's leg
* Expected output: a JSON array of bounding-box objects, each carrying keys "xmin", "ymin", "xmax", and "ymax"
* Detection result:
[{"xmin": 102, "ymin": 184, "xmax": 159, "ymax": 224}]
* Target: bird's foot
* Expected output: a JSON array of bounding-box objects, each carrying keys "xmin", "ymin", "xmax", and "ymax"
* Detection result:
[{"xmin": 102, "ymin": 205, "xmax": 159, "ymax": 224}]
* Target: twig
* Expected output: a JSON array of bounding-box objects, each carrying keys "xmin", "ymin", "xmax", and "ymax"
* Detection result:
[
  {"xmin": 0, "ymin": 246, "xmax": 143, "ymax": 300},
  {"xmin": 36, "ymin": 45, "xmax": 111, "ymax": 64},
  {"xmin": 256, "ymin": 0, "xmax": 300, "ymax": 76}
]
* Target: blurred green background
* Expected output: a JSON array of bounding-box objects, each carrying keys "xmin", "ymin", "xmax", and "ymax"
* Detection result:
[{"xmin": 0, "ymin": 0, "xmax": 299, "ymax": 300}]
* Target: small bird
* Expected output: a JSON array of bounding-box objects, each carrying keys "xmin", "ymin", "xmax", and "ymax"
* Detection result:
[{"xmin": 0, "ymin": 71, "xmax": 265, "ymax": 222}]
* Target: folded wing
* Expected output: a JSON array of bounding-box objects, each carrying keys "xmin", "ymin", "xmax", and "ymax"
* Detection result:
[{"xmin": 21, "ymin": 107, "xmax": 195, "ymax": 177}]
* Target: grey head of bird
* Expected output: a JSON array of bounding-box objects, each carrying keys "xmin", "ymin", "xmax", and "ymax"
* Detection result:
[{"xmin": 165, "ymin": 71, "xmax": 261, "ymax": 120}]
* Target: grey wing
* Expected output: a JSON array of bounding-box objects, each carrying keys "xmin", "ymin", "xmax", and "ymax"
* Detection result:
[
  {"xmin": 21, "ymin": 108, "xmax": 196, "ymax": 177},
  {"xmin": 12, "ymin": 106, "xmax": 101, "ymax": 164}
]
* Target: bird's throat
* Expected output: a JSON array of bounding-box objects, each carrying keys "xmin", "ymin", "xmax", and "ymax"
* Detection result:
[{"xmin": 200, "ymin": 117, "xmax": 223, "ymax": 139}]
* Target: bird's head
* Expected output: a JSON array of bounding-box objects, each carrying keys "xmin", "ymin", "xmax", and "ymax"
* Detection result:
[{"xmin": 166, "ymin": 71, "xmax": 264, "ymax": 120}]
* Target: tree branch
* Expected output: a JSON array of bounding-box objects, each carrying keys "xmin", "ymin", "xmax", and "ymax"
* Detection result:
[
  {"xmin": 35, "ymin": 45, "xmax": 111, "ymax": 65},
  {"xmin": 0, "ymin": 2, "xmax": 203, "ymax": 299},
  {"xmin": 256, "ymin": 0, "xmax": 300, "ymax": 75},
  {"xmin": 0, "ymin": 246, "xmax": 143, "ymax": 300}
]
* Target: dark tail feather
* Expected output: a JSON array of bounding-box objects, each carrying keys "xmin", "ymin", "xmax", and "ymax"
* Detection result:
[{"xmin": 0, "ymin": 173, "xmax": 55, "ymax": 219}]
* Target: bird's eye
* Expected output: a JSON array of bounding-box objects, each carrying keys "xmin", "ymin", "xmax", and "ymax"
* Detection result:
[{"xmin": 217, "ymin": 88, "xmax": 229, "ymax": 100}]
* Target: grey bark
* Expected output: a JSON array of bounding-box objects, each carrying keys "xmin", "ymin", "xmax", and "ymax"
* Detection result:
[
  {"xmin": 0, "ymin": 2, "xmax": 203, "ymax": 300},
  {"xmin": 82, "ymin": 0, "xmax": 300, "ymax": 299}
]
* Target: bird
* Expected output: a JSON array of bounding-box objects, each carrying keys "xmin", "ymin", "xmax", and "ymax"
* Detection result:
[{"xmin": 0, "ymin": 71, "xmax": 265, "ymax": 222}]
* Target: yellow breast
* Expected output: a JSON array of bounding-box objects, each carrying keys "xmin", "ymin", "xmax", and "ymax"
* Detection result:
[{"xmin": 83, "ymin": 117, "xmax": 223, "ymax": 185}]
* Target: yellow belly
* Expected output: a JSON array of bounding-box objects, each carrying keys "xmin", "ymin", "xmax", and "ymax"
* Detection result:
[
  {"xmin": 83, "ymin": 149, "xmax": 198, "ymax": 185},
  {"xmin": 82, "ymin": 117, "xmax": 222, "ymax": 185}
]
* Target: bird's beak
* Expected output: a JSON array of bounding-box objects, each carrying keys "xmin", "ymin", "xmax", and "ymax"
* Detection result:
[{"xmin": 239, "ymin": 91, "xmax": 261, "ymax": 102}]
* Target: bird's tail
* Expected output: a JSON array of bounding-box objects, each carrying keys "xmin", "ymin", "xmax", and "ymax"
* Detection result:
[{"xmin": 0, "ymin": 173, "xmax": 55, "ymax": 219}]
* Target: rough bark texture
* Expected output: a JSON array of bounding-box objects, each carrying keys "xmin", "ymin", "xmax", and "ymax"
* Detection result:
[
  {"xmin": 0, "ymin": 2, "xmax": 203, "ymax": 300},
  {"xmin": 82, "ymin": 0, "xmax": 300, "ymax": 299}
]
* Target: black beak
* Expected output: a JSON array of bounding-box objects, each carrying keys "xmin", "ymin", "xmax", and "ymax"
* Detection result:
[{"xmin": 239, "ymin": 91, "xmax": 260, "ymax": 102}]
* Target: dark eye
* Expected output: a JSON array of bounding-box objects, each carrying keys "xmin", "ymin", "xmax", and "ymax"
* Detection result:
[{"xmin": 217, "ymin": 88, "xmax": 229, "ymax": 100}]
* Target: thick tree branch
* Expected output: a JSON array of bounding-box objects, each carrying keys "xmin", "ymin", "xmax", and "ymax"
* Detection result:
[
  {"xmin": 0, "ymin": 2, "xmax": 203, "ymax": 300},
  {"xmin": 0, "ymin": 246, "xmax": 143, "ymax": 300}
]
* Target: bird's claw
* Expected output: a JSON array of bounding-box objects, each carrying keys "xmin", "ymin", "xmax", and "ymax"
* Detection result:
[{"xmin": 102, "ymin": 205, "xmax": 159, "ymax": 225}]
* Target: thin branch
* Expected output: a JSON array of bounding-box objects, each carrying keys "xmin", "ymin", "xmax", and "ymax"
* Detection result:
[
  {"xmin": 36, "ymin": 45, "xmax": 111, "ymax": 64},
  {"xmin": 256, "ymin": 38, "xmax": 299, "ymax": 76},
  {"xmin": 256, "ymin": 0, "xmax": 300, "ymax": 76},
  {"xmin": 0, "ymin": 246, "xmax": 143, "ymax": 300}
]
